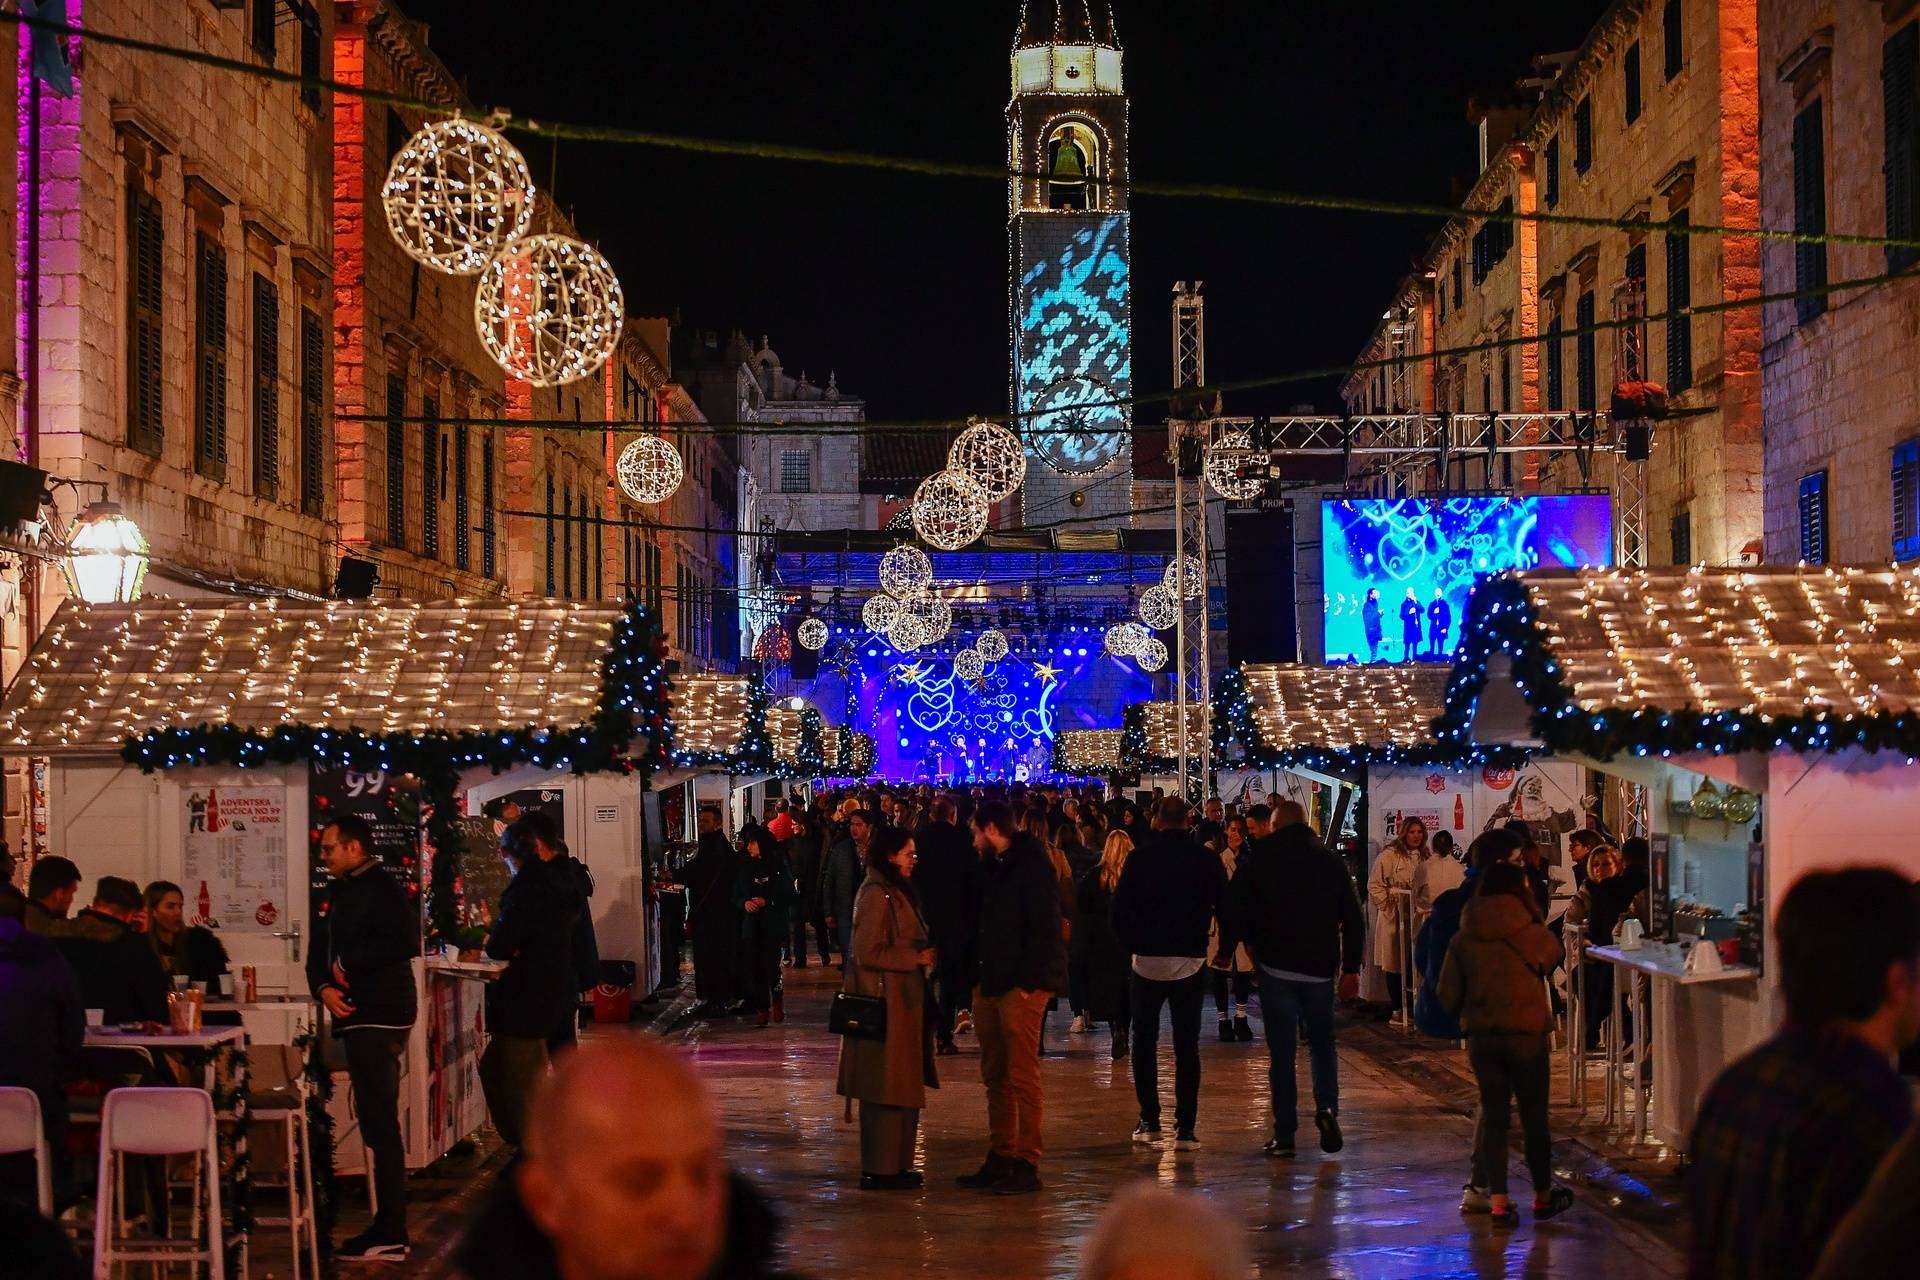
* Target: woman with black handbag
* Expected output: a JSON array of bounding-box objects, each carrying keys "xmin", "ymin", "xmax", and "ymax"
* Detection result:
[{"xmin": 834, "ymin": 825, "xmax": 939, "ymax": 1190}]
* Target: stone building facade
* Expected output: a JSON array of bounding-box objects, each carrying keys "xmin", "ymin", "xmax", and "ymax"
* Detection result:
[
  {"xmin": 1343, "ymin": 0, "xmax": 1764, "ymax": 567},
  {"xmin": 1758, "ymin": 0, "xmax": 1920, "ymax": 565}
]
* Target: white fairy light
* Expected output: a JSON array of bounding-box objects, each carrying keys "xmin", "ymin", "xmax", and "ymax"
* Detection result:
[
  {"xmin": 1137, "ymin": 584, "xmax": 1177, "ymax": 631},
  {"xmin": 474, "ymin": 233, "xmax": 625, "ymax": 387},
  {"xmin": 911, "ymin": 469, "xmax": 990, "ymax": 552},
  {"xmin": 904, "ymin": 595, "xmax": 952, "ymax": 644},
  {"xmin": 861, "ymin": 595, "xmax": 900, "ymax": 633},
  {"xmin": 796, "ymin": 617, "xmax": 828, "ymax": 651},
  {"xmin": 879, "ymin": 544, "xmax": 934, "ymax": 600},
  {"xmin": 947, "ymin": 419, "xmax": 1027, "ymax": 502},
  {"xmin": 954, "ymin": 648, "xmax": 986, "ymax": 681},
  {"xmin": 381, "ymin": 119, "xmax": 535, "ymax": 275},
  {"xmin": 1136, "ymin": 636, "xmax": 1169, "ymax": 672},
  {"xmin": 976, "ymin": 629, "xmax": 1010, "ymax": 663},
  {"xmin": 615, "ymin": 435, "xmax": 684, "ymax": 504},
  {"xmin": 1165, "ymin": 554, "xmax": 1205, "ymax": 601},
  {"xmin": 1206, "ymin": 428, "xmax": 1264, "ymax": 501},
  {"xmin": 887, "ymin": 612, "xmax": 928, "ymax": 652},
  {"xmin": 1105, "ymin": 621, "xmax": 1149, "ymax": 657}
]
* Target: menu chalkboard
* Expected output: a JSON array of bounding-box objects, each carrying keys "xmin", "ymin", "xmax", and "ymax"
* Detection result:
[
  {"xmin": 309, "ymin": 765, "xmax": 423, "ymax": 934},
  {"xmin": 1648, "ymin": 832, "xmax": 1673, "ymax": 941},
  {"xmin": 456, "ymin": 815, "xmax": 511, "ymax": 925}
]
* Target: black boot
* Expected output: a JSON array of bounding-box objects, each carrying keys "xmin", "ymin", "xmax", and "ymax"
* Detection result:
[
  {"xmin": 956, "ymin": 1152, "xmax": 1010, "ymax": 1189},
  {"xmin": 1234, "ymin": 1015, "xmax": 1253, "ymax": 1042},
  {"xmin": 1112, "ymin": 1027, "xmax": 1129, "ymax": 1060},
  {"xmin": 1218, "ymin": 1018, "xmax": 1234, "ymax": 1042}
]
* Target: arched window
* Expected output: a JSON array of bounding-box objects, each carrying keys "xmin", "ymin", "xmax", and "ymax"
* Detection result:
[{"xmin": 1045, "ymin": 122, "xmax": 1101, "ymax": 210}]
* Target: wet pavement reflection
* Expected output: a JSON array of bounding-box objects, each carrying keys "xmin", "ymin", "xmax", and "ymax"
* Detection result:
[{"xmin": 682, "ymin": 967, "xmax": 1683, "ymax": 1278}]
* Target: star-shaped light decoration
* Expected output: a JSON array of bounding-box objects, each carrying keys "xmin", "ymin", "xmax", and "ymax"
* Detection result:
[
  {"xmin": 895, "ymin": 662, "xmax": 926, "ymax": 685},
  {"xmin": 1034, "ymin": 661, "xmax": 1060, "ymax": 684}
]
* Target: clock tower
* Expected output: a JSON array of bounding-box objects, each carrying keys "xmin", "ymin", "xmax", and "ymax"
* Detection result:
[{"xmin": 1008, "ymin": 1, "xmax": 1134, "ymax": 527}]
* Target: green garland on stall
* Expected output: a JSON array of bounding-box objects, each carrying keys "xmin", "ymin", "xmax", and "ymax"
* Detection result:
[
  {"xmin": 293, "ymin": 1024, "xmax": 338, "ymax": 1249},
  {"xmin": 832, "ymin": 724, "xmax": 855, "ymax": 777},
  {"xmin": 1119, "ymin": 702, "xmax": 1159, "ymax": 773},
  {"xmin": 1432, "ymin": 572, "xmax": 1920, "ymax": 761},
  {"xmin": 732, "ymin": 677, "xmax": 777, "ymax": 774}
]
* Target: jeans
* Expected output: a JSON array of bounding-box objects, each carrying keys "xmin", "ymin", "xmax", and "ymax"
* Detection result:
[
  {"xmin": 1212, "ymin": 968, "xmax": 1252, "ymax": 1015},
  {"xmin": 1128, "ymin": 969, "xmax": 1206, "ymax": 1131},
  {"xmin": 1468, "ymin": 1033, "xmax": 1554, "ymax": 1196},
  {"xmin": 974, "ymin": 987, "xmax": 1048, "ymax": 1164},
  {"xmin": 342, "ymin": 1027, "xmax": 409, "ymax": 1237},
  {"xmin": 479, "ymin": 1034, "xmax": 550, "ymax": 1149},
  {"xmin": 1255, "ymin": 970, "xmax": 1339, "ymax": 1139},
  {"xmin": 740, "ymin": 920, "xmax": 784, "ymax": 1013}
]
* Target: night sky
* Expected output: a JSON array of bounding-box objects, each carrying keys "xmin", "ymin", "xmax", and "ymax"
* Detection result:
[{"xmin": 401, "ymin": 1, "xmax": 1602, "ymax": 422}]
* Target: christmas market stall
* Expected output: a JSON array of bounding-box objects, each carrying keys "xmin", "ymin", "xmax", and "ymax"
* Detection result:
[
  {"xmin": 1052, "ymin": 728, "xmax": 1124, "ymax": 781},
  {"xmin": 1437, "ymin": 563, "xmax": 1920, "ymax": 1150},
  {"xmin": 0, "ymin": 595, "xmax": 668, "ymax": 1174}
]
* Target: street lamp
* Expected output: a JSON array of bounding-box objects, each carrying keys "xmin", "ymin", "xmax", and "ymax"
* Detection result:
[{"xmin": 62, "ymin": 502, "xmax": 149, "ymax": 604}]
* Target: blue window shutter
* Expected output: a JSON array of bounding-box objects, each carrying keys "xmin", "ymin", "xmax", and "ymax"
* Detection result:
[
  {"xmin": 1895, "ymin": 441, "xmax": 1920, "ymax": 560},
  {"xmin": 1798, "ymin": 472, "xmax": 1828, "ymax": 564}
]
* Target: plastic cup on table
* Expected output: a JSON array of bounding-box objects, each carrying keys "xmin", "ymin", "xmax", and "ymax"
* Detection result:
[{"xmin": 85, "ymin": 1008, "xmax": 104, "ymax": 1029}]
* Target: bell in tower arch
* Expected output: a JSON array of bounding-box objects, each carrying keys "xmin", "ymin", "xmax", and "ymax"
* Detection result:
[{"xmin": 1046, "ymin": 126, "xmax": 1092, "ymax": 210}]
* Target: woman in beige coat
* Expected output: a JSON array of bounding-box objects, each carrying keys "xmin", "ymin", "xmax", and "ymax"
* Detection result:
[
  {"xmin": 1368, "ymin": 818, "xmax": 1429, "ymax": 1014},
  {"xmin": 836, "ymin": 825, "xmax": 938, "ymax": 1190}
]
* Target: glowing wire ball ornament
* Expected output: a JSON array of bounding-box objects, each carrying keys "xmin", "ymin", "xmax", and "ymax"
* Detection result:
[
  {"xmin": 910, "ymin": 469, "xmax": 990, "ymax": 552},
  {"xmin": 975, "ymin": 629, "xmax": 1010, "ymax": 663},
  {"xmin": 1136, "ymin": 636, "xmax": 1169, "ymax": 672},
  {"xmin": 886, "ymin": 612, "xmax": 928, "ymax": 653},
  {"xmin": 614, "ymin": 435, "xmax": 684, "ymax": 503},
  {"xmin": 947, "ymin": 419, "xmax": 1027, "ymax": 503},
  {"xmin": 1105, "ymin": 621, "xmax": 1149, "ymax": 657},
  {"xmin": 861, "ymin": 594, "xmax": 900, "ymax": 633},
  {"xmin": 1206, "ymin": 428, "xmax": 1264, "ymax": 501},
  {"xmin": 796, "ymin": 617, "xmax": 828, "ymax": 651},
  {"xmin": 1165, "ymin": 555, "xmax": 1205, "ymax": 601},
  {"xmin": 475, "ymin": 233, "xmax": 625, "ymax": 387},
  {"xmin": 381, "ymin": 120, "xmax": 535, "ymax": 275},
  {"xmin": 1137, "ymin": 585, "xmax": 1177, "ymax": 631},
  {"xmin": 904, "ymin": 595, "xmax": 952, "ymax": 644},
  {"xmin": 953, "ymin": 648, "xmax": 986, "ymax": 681},
  {"xmin": 879, "ymin": 544, "xmax": 934, "ymax": 600}
]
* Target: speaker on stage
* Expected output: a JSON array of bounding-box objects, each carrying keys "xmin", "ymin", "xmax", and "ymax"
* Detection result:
[{"xmin": 1225, "ymin": 503, "xmax": 1297, "ymax": 666}]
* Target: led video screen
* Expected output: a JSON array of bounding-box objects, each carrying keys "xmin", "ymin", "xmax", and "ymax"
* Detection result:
[
  {"xmin": 1014, "ymin": 214, "xmax": 1132, "ymax": 475},
  {"xmin": 1322, "ymin": 496, "xmax": 1613, "ymax": 663}
]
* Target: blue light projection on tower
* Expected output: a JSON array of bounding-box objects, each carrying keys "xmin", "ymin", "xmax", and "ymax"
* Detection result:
[{"xmin": 1016, "ymin": 215, "xmax": 1132, "ymax": 475}]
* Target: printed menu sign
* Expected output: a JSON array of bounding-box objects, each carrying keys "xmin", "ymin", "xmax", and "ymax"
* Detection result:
[
  {"xmin": 308, "ymin": 766, "xmax": 424, "ymax": 920},
  {"xmin": 181, "ymin": 785, "xmax": 289, "ymax": 933}
]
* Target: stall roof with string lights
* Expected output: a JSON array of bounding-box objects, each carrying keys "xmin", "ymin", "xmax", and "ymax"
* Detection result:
[
  {"xmin": 666, "ymin": 672, "xmax": 873, "ymax": 778},
  {"xmin": 1055, "ymin": 727, "xmax": 1124, "ymax": 776},
  {"xmin": 1217, "ymin": 664, "xmax": 1455, "ymax": 769}
]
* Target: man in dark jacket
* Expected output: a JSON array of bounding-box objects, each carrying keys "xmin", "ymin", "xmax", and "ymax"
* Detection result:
[
  {"xmin": 545, "ymin": 843, "xmax": 599, "ymax": 1055},
  {"xmin": 782, "ymin": 812, "xmax": 829, "ymax": 969},
  {"xmin": 1221, "ymin": 800, "xmax": 1364, "ymax": 1158},
  {"xmin": 310, "ymin": 815, "xmax": 420, "ymax": 1262},
  {"xmin": 819, "ymin": 809, "xmax": 872, "ymax": 969},
  {"xmin": 685, "ymin": 808, "xmax": 742, "ymax": 1011},
  {"xmin": 0, "ymin": 889, "xmax": 83, "ymax": 1206},
  {"xmin": 51, "ymin": 876, "xmax": 168, "ymax": 1026},
  {"xmin": 958, "ymin": 801, "xmax": 1065, "ymax": 1196},
  {"xmin": 912, "ymin": 797, "xmax": 979, "ymax": 1054},
  {"xmin": 1111, "ymin": 798, "xmax": 1226, "ymax": 1148},
  {"xmin": 453, "ymin": 1039, "xmax": 795, "ymax": 1280},
  {"xmin": 22, "ymin": 855, "xmax": 80, "ymax": 936},
  {"xmin": 484, "ymin": 814, "xmax": 585, "ymax": 1148}
]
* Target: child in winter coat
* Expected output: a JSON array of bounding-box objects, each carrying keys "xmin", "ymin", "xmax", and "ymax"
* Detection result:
[{"xmin": 1438, "ymin": 862, "xmax": 1575, "ymax": 1227}]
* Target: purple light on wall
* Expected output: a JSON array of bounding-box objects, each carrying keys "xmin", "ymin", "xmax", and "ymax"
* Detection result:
[{"xmin": 17, "ymin": 0, "xmax": 83, "ymax": 462}]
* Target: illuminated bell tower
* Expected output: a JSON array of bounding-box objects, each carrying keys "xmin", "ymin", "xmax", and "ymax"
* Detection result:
[{"xmin": 1009, "ymin": 1, "xmax": 1134, "ymax": 527}]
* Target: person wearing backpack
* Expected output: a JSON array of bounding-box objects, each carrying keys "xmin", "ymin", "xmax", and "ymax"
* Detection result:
[{"xmin": 1437, "ymin": 861, "xmax": 1574, "ymax": 1228}]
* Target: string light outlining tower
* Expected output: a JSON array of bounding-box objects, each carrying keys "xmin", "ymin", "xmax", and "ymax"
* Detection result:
[
  {"xmin": 382, "ymin": 120, "xmax": 535, "ymax": 275},
  {"xmin": 474, "ymin": 233, "xmax": 625, "ymax": 387},
  {"xmin": 948, "ymin": 419, "xmax": 1027, "ymax": 502},
  {"xmin": 615, "ymin": 435, "xmax": 684, "ymax": 504},
  {"xmin": 911, "ymin": 469, "xmax": 991, "ymax": 551}
]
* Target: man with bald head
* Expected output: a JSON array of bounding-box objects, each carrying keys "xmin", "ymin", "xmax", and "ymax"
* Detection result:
[{"xmin": 454, "ymin": 1038, "xmax": 793, "ymax": 1280}]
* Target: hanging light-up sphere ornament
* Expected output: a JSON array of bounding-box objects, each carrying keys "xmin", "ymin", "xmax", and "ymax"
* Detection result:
[
  {"xmin": 1136, "ymin": 636, "xmax": 1169, "ymax": 672},
  {"xmin": 975, "ymin": 628, "xmax": 1010, "ymax": 663},
  {"xmin": 954, "ymin": 648, "xmax": 986, "ymax": 681},
  {"xmin": 948, "ymin": 419, "xmax": 1027, "ymax": 502},
  {"xmin": 1137, "ymin": 585, "xmax": 1178, "ymax": 631},
  {"xmin": 886, "ymin": 612, "xmax": 928, "ymax": 653},
  {"xmin": 1206, "ymin": 428, "xmax": 1264, "ymax": 501},
  {"xmin": 796, "ymin": 617, "xmax": 828, "ymax": 651},
  {"xmin": 1164, "ymin": 554, "xmax": 1205, "ymax": 601},
  {"xmin": 615, "ymin": 435, "xmax": 684, "ymax": 503},
  {"xmin": 904, "ymin": 595, "xmax": 952, "ymax": 644},
  {"xmin": 910, "ymin": 468, "xmax": 990, "ymax": 552},
  {"xmin": 475, "ymin": 233, "xmax": 625, "ymax": 387},
  {"xmin": 879, "ymin": 544, "xmax": 934, "ymax": 600},
  {"xmin": 861, "ymin": 594, "xmax": 900, "ymax": 633},
  {"xmin": 1105, "ymin": 621, "xmax": 1149, "ymax": 657},
  {"xmin": 62, "ymin": 502, "xmax": 150, "ymax": 604},
  {"xmin": 381, "ymin": 119, "xmax": 535, "ymax": 275}
]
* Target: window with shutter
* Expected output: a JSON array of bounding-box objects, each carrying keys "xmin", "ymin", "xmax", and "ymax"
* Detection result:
[
  {"xmin": 251, "ymin": 275, "xmax": 279, "ymax": 499},
  {"xmin": 562, "ymin": 484, "xmax": 574, "ymax": 600},
  {"xmin": 421, "ymin": 397, "xmax": 439, "ymax": 560},
  {"xmin": 1798, "ymin": 471, "xmax": 1829, "ymax": 564},
  {"xmin": 385, "ymin": 375, "xmax": 406, "ymax": 547},
  {"xmin": 1625, "ymin": 42, "xmax": 1642, "ymax": 124},
  {"xmin": 593, "ymin": 504, "xmax": 603, "ymax": 600},
  {"xmin": 1451, "ymin": 257, "xmax": 1463, "ymax": 309},
  {"xmin": 194, "ymin": 233, "xmax": 229, "ymax": 481},
  {"xmin": 1576, "ymin": 291, "xmax": 1597, "ymax": 411},
  {"xmin": 1885, "ymin": 24, "xmax": 1919, "ymax": 271},
  {"xmin": 482, "ymin": 436, "xmax": 497, "ymax": 579},
  {"xmin": 1574, "ymin": 97, "xmax": 1593, "ymax": 173},
  {"xmin": 545, "ymin": 473, "xmax": 556, "ymax": 595},
  {"xmin": 1671, "ymin": 510, "xmax": 1692, "ymax": 565},
  {"xmin": 453, "ymin": 424, "xmax": 471, "ymax": 571},
  {"xmin": 1664, "ymin": 0, "xmax": 1684, "ymax": 79},
  {"xmin": 297, "ymin": 3, "xmax": 321, "ymax": 112},
  {"xmin": 1545, "ymin": 316, "xmax": 1563, "ymax": 410},
  {"xmin": 1544, "ymin": 136, "xmax": 1560, "ymax": 209},
  {"xmin": 1666, "ymin": 212, "xmax": 1694, "ymax": 391},
  {"xmin": 127, "ymin": 189, "xmax": 165, "ymax": 456},
  {"xmin": 251, "ymin": 0, "xmax": 275, "ymax": 61},
  {"xmin": 1895, "ymin": 441, "xmax": 1920, "ymax": 560},
  {"xmin": 1793, "ymin": 101, "xmax": 1829, "ymax": 322},
  {"xmin": 299, "ymin": 307, "xmax": 325, "ymax": 516}
]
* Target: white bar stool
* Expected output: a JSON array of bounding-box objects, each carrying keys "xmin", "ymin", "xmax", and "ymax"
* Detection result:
[
  {"xmin": 93, "ymin": 1087, "xmax": 223, "ymax": 1279},
  {"xmin": 0, "ymin": 1086, "xmax": 53, "ymax": 1216},
  {"xmin": 246, "ymin": 1046, "xmax": 320, "ymax": 1280}
]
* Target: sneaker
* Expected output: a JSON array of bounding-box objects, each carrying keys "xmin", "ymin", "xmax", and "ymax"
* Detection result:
[
  {"xmin": 1070, "ymin": 1014, "xmax": 1090, "ymax": 1034},
  {"xmin": 1217, "ymin": 1019, "xmax": 1234, "ymax": 1041},
  {"xmin": 1131, "ymin": 1120, "xmax": 1163, "ymax": 1145},
  {"xmin": 956, "ymin": 1152, "xmax": 1009, "ymax": 1189},
  {"xmin": 1489, "ymin": 1202, "xmax": 1521, "ymax": 1229},
  {"xmin": 991, "ymin": 1159, "xmax": 1043, "ymax": 1195},
  {"xmin": 336, "ymin": 1230, "xmax": 410, "ymax": 1262},
  {"xmin": 1533, "ymin": 1185, "xmax": 1575, "ymax": 1221},
  {"xmin": 1172, "ymin": 1129, "xmax": 1201, "ymax": 1151},
  {"xmin": 1263, "ymin": 1136, "xmax": 1295, "ymax": 1158},
  {"xmin": 1315, "ymin": 1109, "xmax": 1344, "ymax": 1154},
  {"xmin": 1460, "ymin": 1183, "xmax": 1493, "ymax": 1214},
  {"xmin": 1233, "ymin": 1015, "xmax": 1254, "ymax": 1042}
]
